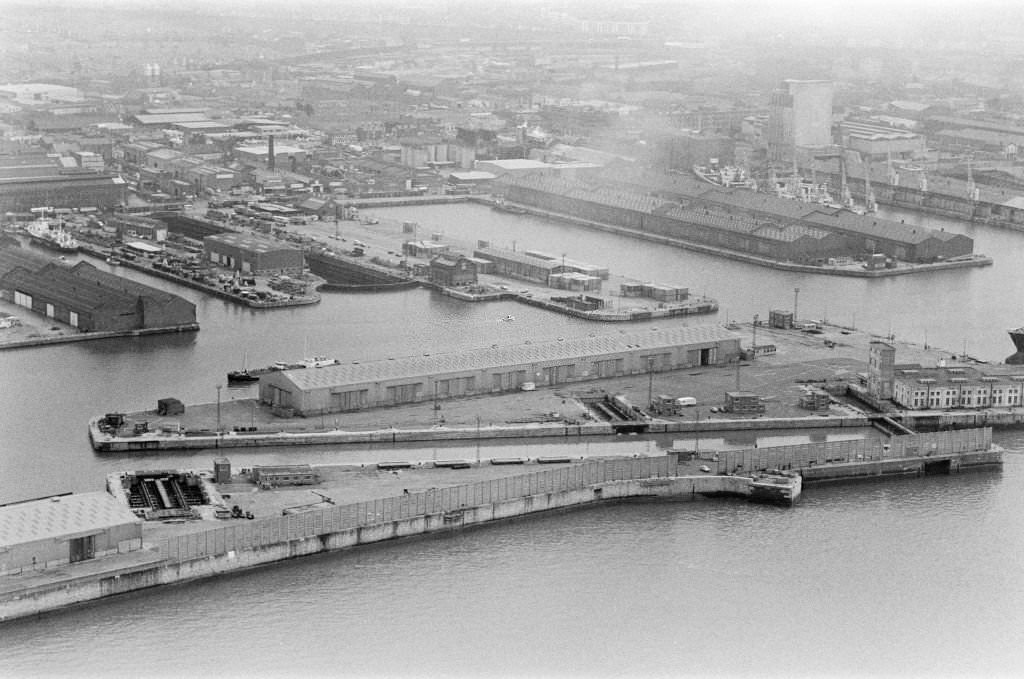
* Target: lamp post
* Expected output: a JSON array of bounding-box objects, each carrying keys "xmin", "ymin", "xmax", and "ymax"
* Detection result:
[
  {"xmin": 216, "ymin": 384, "xmax": 222, "ymax": 433},
  {"xmin": 647, "ymin": 356, "xmax": 655, "ymax": 410},
  {"xmin": 752, "ymin": 314, "xmax": 759, "ymax": 357},
  {"xmin": 793, "ymin": 287, "xmax": 799, "ymax": 324}
]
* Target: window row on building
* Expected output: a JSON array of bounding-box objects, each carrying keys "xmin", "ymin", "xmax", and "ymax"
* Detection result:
[{"xmin": 257, "ymin": 326, "xmax": 741, "ymax": 416}]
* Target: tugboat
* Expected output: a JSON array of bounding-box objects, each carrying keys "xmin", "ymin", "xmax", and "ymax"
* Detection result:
[
  {"xmin": 227, "ymin": 352, "xmax": 262, "ymax": 384},
  {"xmin": 226, "ymin": 370, "xmax": 260, "ymax": 384}
]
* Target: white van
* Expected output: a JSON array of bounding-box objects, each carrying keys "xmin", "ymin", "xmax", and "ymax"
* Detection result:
[{"xmin": 676, "ymin": 397, "xmax": 697, "ymax": 407}]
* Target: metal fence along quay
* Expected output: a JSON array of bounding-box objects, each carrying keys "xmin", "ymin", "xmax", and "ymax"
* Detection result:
[{"xmin": 154, "ymin": 429, "xmax": 991, "ymax": 563}]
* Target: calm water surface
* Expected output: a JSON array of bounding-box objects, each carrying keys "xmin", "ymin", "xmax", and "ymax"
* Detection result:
[{"xmin": 2, "ymin": 204, "xmax": 1023, "ymax": 676}]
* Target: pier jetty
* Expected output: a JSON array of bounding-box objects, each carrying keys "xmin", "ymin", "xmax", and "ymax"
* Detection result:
[{"xmin": 0, "ymin": 428, "xmax": 998, "ymax": 622}]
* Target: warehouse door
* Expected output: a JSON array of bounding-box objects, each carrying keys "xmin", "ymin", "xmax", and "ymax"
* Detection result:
[{"xmin": 69, "ymin": 535, "xmax": 95, "ymax": 563}]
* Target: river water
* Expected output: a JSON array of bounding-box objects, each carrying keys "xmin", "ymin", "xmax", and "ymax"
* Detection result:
[{"xmin": 2, "ymin": 203, "xmax": 1024, "ymax": 676}]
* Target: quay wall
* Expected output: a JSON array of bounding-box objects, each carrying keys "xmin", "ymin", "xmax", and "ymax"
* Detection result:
[
  {"xmin": 2, "ymin": 429, "xmax": 994, "ymax": 622},
  {"xmin": 91, "ymin": 415, "xmax": 871, "ymax": 452},
  {"xmin": 0, "ymin": 323, "xmax": 199, "ymax": 352},
  {"xmin": 499, "ymin": 202, "xmax": 990, "ymax": 277}
]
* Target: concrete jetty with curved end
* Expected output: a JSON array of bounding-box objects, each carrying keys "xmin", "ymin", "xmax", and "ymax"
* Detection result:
[{"xmin": 2, "ymin": 429, "xmax": 999, "ymax": 622}]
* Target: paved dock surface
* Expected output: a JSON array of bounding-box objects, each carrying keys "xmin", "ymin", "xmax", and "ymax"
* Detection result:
[{"xmin": 118, "ymin": 321, "xmax": 971, "ymax": 439}]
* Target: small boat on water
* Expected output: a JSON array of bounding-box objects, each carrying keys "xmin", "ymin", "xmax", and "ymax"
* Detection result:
[
  {"xmin": 492, "ymin": 196, "xmax": 527, "ymax": 214},
  {"xmin": 226, "ymin": 370, "xmax": 260, "ymax": 384},
  {"xmin": 227, "ymin": 352, "xmax": 266, "ymax": 384}
]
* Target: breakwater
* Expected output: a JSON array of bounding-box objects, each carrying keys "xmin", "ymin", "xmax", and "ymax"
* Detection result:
[{"xmin": 1, "ymin": 428, "xmax": 996, "ymax": 622}]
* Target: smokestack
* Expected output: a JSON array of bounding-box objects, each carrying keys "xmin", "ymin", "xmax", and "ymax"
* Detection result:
[{"xmin": 267, "ymin": 134, "xmax": 275, "ymax": 171}]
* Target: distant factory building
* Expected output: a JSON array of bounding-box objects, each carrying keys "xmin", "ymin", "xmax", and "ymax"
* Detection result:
[
  {"xmin": 203, "ymin": 232, "xmax": 304, "ymax": 274},
  {"xmin": 767, "ymin": 79, "xmax": 834, "ymax": 163},
  {"xmin": 258, "ymin": 325, "xmax": 742, "ymax": 416},
  {"xmin": 0, "ymin": 174, "xmax": 127, "ymax": 213},
  {"xmin": 838, "ymin": 120, "xmax": 925, "ymax": 161},
  {"xmin": 429, "ymin": 254, "xmax": 477, "ymax": 287},
  {"xmin": 234, "ymin": 143, "xmax": 307, "ymax": 170},
  {"xmin": 0, "ymin": 492, "xmax": 143, "ymax": 575},
  {"xmin": 472, "ymin": 246, "xmax": 562, "ymax": 284},
  {"xmin": 0, "ymin": 258, "xmax": 196, "ymax": 332},
  {"xmin": 109, "ymin": 214, "xmax": 167, "ymax": 242},
  {"xmin": 498, "ymin": 170, "xmax": 974, "ymax": 264},
  {"xmin": 446, "ymin": 170, "xmax": 495, "ymax": 194}
]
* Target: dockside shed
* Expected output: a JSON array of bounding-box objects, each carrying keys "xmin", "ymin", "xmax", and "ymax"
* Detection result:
[
  {"xmin": 0, "ymin": 260, "xmax": 196, "ymax": 331},
  {"xmin": 0, "ymin": 492, "xmax": 143, "ymax": 575},
  {"xmin": 203, "ymin": 232, "xmax": 304, "ymax": 274},
  {"xmin": 259, "ymin": 325, "xmax": 742, "ymax": 416}
]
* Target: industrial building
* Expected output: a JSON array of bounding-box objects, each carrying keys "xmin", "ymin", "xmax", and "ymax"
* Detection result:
[
  {"xmin": 891, "ymin": 366, "xmax": 1024, "ymax": 410},
  {"xmin": 203, "ymin": 232, "xmax": 304, "ymax": 274},
  {"xmin": 109, "ymin": 214, "xmax": 167, "ymax": 242},
  {"xmin": 869, "ymin": 341, "xmax": 1024, "ymax": 410},
  {"xmin": 0, "ymin": 254, "xmax": 196, "ymax": 332},
  {"xmin": 472, "ymin": 246, "xmax": 562, "ymax": 284},
  {"xmin": 0, "ymin": 173, "xmax": 127, "ymax": 214},
  {"xmin": 0, "ymin": 492, "xmax": 143, "ymax": 575},
  {"xmin": 767, "ymin": 79, "xmax": 834, "ymax": 163},
  {"xmin": 258, "ymin": 325, "xmax": 742, "ymax": 416},
  {"xmin": 497, "ymin": 170, "xmax": 975, "ymax": 264},
  {"xmin": 429, "ymin": 254, "xmax": 477, "ymax": 287}
]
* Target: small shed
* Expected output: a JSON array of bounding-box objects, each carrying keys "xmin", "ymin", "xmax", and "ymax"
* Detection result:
[{"xmin": 157, "ymin": 397, "xmax": 184, "ymax": 416}]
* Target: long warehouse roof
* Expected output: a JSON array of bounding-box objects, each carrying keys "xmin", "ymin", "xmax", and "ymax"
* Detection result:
[{"xmin": 279, "ymin": 325, "xmax": 740, "ymax": 391}]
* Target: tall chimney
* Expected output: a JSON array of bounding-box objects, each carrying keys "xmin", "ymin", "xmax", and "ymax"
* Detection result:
[{"xmin": 267, "ymin": 134, "xmax": 275, "ymax": 171}]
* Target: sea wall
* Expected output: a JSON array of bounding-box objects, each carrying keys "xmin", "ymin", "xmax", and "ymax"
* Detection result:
[
  {"xmin": 0, "ymin": 474, "xmax": 748, "ymax": 622},
  {"xmin": 2, "ymin": 429, "xmax": 996, "ymax": 623}
]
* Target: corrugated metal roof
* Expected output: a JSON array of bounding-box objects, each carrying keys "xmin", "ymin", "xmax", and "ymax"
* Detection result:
[
  {"xmin": 0, "ymin": 492, "xmax": 140, "ymax": 546},
  {"xmin": 2, "ymin": 264, "xmax": 133, "ymax": 310},
  {"xmin": 278, "ymin": 325, "xmax": 740, "ymax": 391},
  {"xmin": 205, "ymin": 232, "xmax": 302, "ymax": 255},
  {"xmin": 0, "ymin": 245, "xmax": 49, "ymax": 277}
]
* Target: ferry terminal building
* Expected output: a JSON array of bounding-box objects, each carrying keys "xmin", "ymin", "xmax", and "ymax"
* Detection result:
[{"xmin": 258, "ymin": 325, "xmax": 742, "ymax": 416}]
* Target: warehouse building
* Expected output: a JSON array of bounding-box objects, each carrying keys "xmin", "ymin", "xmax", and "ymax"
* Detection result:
[
  {"xmin": 472, "ymin": 246, "xmax": 562, "ymax": 284},
  {"xmin": 0, "ymin": 174, "xmax": 127, "ymax": 213},
  {"xmin": 498, "ymin": 170, "xmax": 974, "ymax": 264},
  {"xmin": 203, "ymin": 232, "xmax": 304, "ymax": 274},
  {"xmin": 891, "ymin": 366, "xmax": 1024, "ymax": 410},
  {"xmin": 0, "ymin": 257, "xmax": 196, "ymax": 332},
  {"xmin": 0, "ymin": 492, "xmax": 143, "ymax": 575},
  {"xmin": 258, "ymin": 325, "xmax": 742, "ymax": 416},
  {"xmin": 429, "ymin": 254, "xmax": 477, "ymax": 287}
]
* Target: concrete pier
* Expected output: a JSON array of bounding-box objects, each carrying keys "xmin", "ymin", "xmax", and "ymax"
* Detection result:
[{"xmin": 0, "ymin": 428, "xmax": 997, "ymax": 623}]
